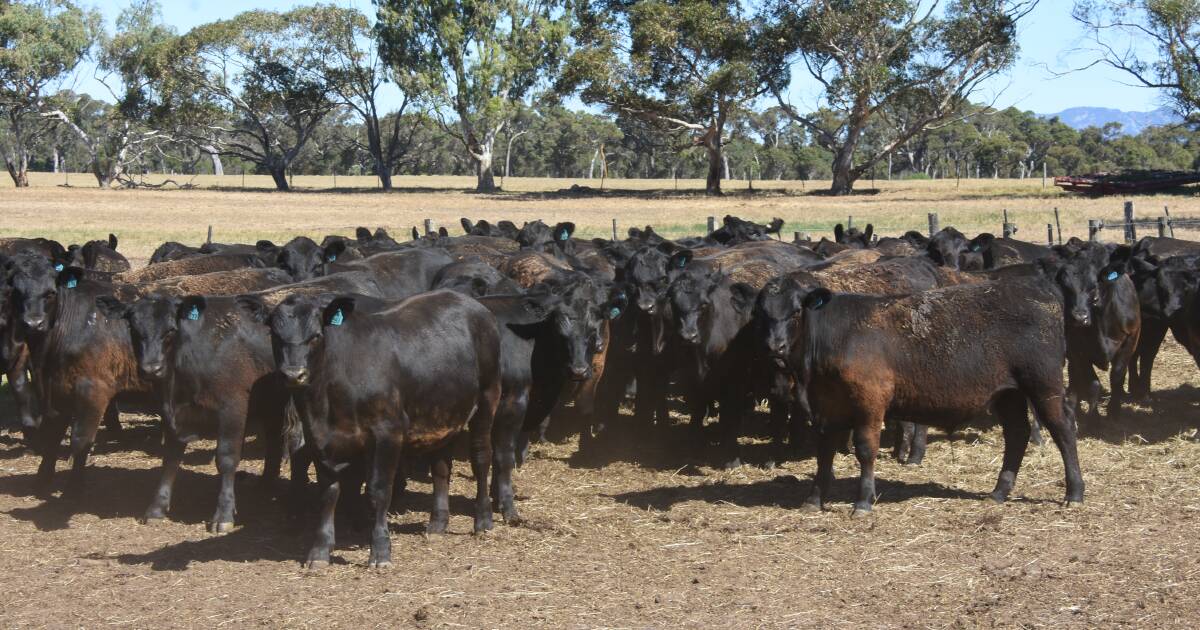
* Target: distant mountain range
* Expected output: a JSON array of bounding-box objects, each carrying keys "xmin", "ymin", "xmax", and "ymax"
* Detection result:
[{"xmin": 1041, "ymin": 106, "xmax": 1181, "ymax": 135}]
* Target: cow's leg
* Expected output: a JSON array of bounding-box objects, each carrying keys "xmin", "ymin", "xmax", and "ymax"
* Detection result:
[
  {"xmin": 716, "ymin": 391, "xmax": 744, "ymax": 470},
  {"xmin": 851, "ymin": 415, "xmax": 884, "ymax": 516},
  {"xmin": 492, "ymin": 394, "xmax": 524, "ymax": 524},
  {"xmin": 1029, "ymin": 389, "xmax": 1085, "ymax": 505},
  {"xmin": 209, "ymin": 408, "xmax": 247, "ymax": 534},
  {"xmin": 427, "ymin": 448, "xmax": 452, "ymax": 534},
  {"xmin": 367, "ymin": 438, "xmax": 401, "ymax": 569},
  {"xmin": 906, "ymin": 424, "xmax": 929, "ymax": 466},
  {"xmin": 34, "ymin": 411, "xmax": 69, "ymax": 497},
  {"xmin": 990, "ymin": 391, "xmax": 1031, "ymax": 504},
  {"xmin": 892, "ymin": 420, "xmax": 913, "ymax": 463},
  {"xmin": 64, "ymin": 397, "xmax": 106, "ymax": 499},
  {"xmin": 767, "ymin": 395, "xmax": 791, "ymax": 466},
  {"xmin": 803, "ymin": 428, "xmax": 845, "ymax": 511},
  {"xmin": 468, "ymin": 405, "xmax": 495, "ymax": 534},
  {"xmin": 1029, "ymin": 415, "xmax": 1044, "ymax": 445},
  {"xmin": 305, "ymin": 463, "xmax": 340, "ymax": 569},
  {"xmin": 1107, "ymin": 332, "xmax": 1139, "ymax": 419},
  {"xmin": 1130, "ymin": 319, "xmax": 1166, "ymax": 400},
  {"xmin": 286, "ymin": 445, "xmax": 312, "ymax": 520},
  {"xmin": 260, "ymin": 408, "xmax": 284, "ymax": 485},
  {"xmin": 7, "ymin": 363, "xmax": 38, "ymax": 442},
  {"xmin": 143, "ymin": 426, "xmax": 186, "ymax": 522},
  {"xmin": 102, "ymin": 401, "xmax": 121, "ymax": 435},
  {"xmin": 1066, "ymin": 355, "xmax": 1096, "ymax": 418}
]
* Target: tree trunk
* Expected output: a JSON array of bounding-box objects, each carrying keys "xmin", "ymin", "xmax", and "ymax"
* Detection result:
[
  {"xmin": 210, "ymin": 152, "xmax": 224, "ymax": 177},
  {"xmin": 378, "ymin": 169, "xmax": 393, "ymax": 191},
  {"xmin": 52, "ymin": 147, "xmax": 60, "ymax": 173},
  {"xmin": 705, "ymin": 143, "xmax": 723, "ymax": 195},
  {"xmin": 270, "ymin": 165, "xmax": 290, "ymax": 191},
  {"xmin": 830, "ymin": 146, "xmax": 858, "ymax": 195},
  {"xmin": 475, "ymin": 141, "xmax": 497, "ymax": 192},
  {"xmin": 5, "ymin": 159, "xmax": 29, "ymax": 187}
]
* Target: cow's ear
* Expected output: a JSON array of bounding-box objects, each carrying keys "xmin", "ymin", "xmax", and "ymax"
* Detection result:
[
  {"xmin": 902, "ymin": 230, "xmax": 928, "ymax": 246},
  {"xmin": 460, "ymin": 218, "xmax": 474, "ymax": 234},
  {"xmin": 1100, "ymin": 262, "xmax": 1127, "ymax": 282},
  {"xmin": 1036, "ymin": 255, "xmax": 1063, "ymax": 279},
  {"xmin": 668, "ymin": 249, "xmax": 693, "ymax": 270},
  {"xmin": 374, "ymin": 227, "xmax": 391, "ymax": 241},
  {"xmin": 323, "ymin": 240, "xmax": 346, "ymax": 263},
  {"xmin": 863, "ymin": 224, "xmax": 874, "ymax": 243},
  {"xmin": 627, "ymin": 227, "xmax": 643, "ymax": 240},
  {"xmin": 323, "ymin": 296, "xmax": 355, "ymax": 327},
  {"xmin": 554, "ymin": 222, "xmax": 576, "ymax": 242},
  {"xmin": 411, "ymin": 227, "xmax": 420, "ymax": 241},
  {"xmin": 468, "ymin": 277, "xmax": 490, "ymax": 297},
  {"xmin": 256, "ymin": 240, "xmax": 277, "ymax": 252},
  {"xmin": 834, "ymin": 224, "xmax": 845, "ymax": 243},
  {"xmin": 57, "ymin": 267, "xmax": 84, "ymax": 289},
  {"xmin": 729, "ymin": 282, "xmax": 757, "ymax": 314},
  {"xmin": 95, "ymin": 296, "xmax": 128, "ymax": 319},
  {"xmin": 1109, "ymin": 244, "xmax": 1133, "ymax": 266},
  {"xmin": 802, "ymin": 288, "xmax": 832, "ymax": 311},
  {"xmin": 435, "ymin": 226, "xmax": 446, "ymax": 238},
  {"xmin": 969, "ymin": 233, "xmax": 995, "ymax": 253},
  {"xmin": 107, "ymin": 234, "xmax": 118, "ymax": 251},
  {"xmin": 356, "ymin": 226, "xmax": 372, "ymax": 241},
  {"xmin": 1129, "ymin": 255, "xmax": 1157, "ymax": 274},
  {"xmin": 234, "ymin": 295, "xmax": 269, "ymax": 323}
]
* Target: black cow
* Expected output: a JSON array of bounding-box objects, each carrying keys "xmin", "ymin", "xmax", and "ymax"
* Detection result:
[
  {"xmin": 432, "ymin": 260, "xmax": 522, "ymax": 297},
  {"xmin": 1046, "ymin": 250, "xmax": 1141, "ymax": 418},
  {"xmin": 276, "ymin": 236, "xmax": 347, "ymax": 282},
  {"xmin": 268, "ymin": 291, "xmax": 501, "ymax": 568},
  {"xmin": 923, "ymin": 227, "xmax": 990, "ymax": 270},
  {"xmin": 461, "ymin": 218, "xmax": 520, "ymax": 240},
  {"xmin": 783, "ymin": 280, "xmax": 1082, "ymax": 514},
  {"xmin": 709, "ymin": 215, "xmax": 784, "ymax": 245},
  {"xmin": 67, "ymin": 234, "xmax": 130, "ymax": 273},
  {"xmin": 7, "ymin": 262, "xmax": 155, "ymax": 496}
]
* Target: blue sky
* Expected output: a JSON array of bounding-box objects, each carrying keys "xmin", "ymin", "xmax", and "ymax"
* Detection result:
[{"xmin": 73, "ymin": 0, "xmax": 1164, "ymax": 115}]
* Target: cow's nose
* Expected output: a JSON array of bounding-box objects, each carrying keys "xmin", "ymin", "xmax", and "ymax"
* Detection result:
[
  {"xmin": 568, "ymin": 365, "xmax": 590, "ymax": 381},
  {"xmin": 24, "ymin": 316, "xmax": 46, "ymax": 332},
  {"xmin": 142, "ymin": 361, "xmax": 165, "ymax": 378},
  {"xmin": 769, "ymin": 342, "xmax": 787, "ymax": 358},
  {"xmin": 1071, "ymin": 310, "xmax": 1091, "ymax": 326},
  {"xmin": 637, "ymin": 299, "xmax": 656, "ymax": 314},
  {"xmin": 681, "ymin": 330, "xmax": 700, "ymax": 344},
  {"xmin": 282, "ymin": 367, "xmax": 310, "ymax": 386}
]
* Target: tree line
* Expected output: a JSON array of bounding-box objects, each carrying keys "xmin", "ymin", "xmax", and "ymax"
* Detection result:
[{"xmin": 2, "ymin": 1, "xmax": 1197, "ymax": 195}]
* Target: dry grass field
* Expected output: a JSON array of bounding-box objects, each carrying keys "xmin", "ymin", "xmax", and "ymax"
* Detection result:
[{"xmin": 0, "ymin": 173, "xmax": 1198, "ymax": 627}]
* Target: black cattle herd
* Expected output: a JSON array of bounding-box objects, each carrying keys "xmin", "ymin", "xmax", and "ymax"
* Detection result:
[{"xmin": 1, "ymin": 215, "xmax": 1198, "ymax": 568}]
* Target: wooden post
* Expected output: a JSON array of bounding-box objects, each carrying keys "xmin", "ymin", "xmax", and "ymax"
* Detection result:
[
  {"xmin": 1164, "ymin": 205, "xmax": 1174, "ymax": 238},
  {"xmin": 612, "ymin": 218, "xmax": 618, "ymax": 241},
  {"xmin": 928, "ymin": 213, "xmax": 939, "ymax": 237},
  {"xmin": 423, "ymin": 218, "xmax": 433, "ymax": 236},
  {"xmin": 333, "ymin": 172, "xmax": 337, "ymax": 188},
  {"xmin": 793, "ymin": 231, "xmax": 801, "ymax": 242},
  {"xmin": 1042, "ymin": 162, "xmax": 1047, "ymax": 189},
  {"xmin": 1003, "ymin": 222, "xmax": 1016, "ymax": 239},
  {"xmin": 206, "ymin": 225, "xmax": 213, "ymax": 245},
  {"xmin": 241, "ymin": 168, "xmax": 245, "ymax": 188},
  {"xmin": 1088, "ymin": 219, "xmax": 1101, "ymax": 242},
  {"xmin": 1047, "ymin": 223, "xmax": 1054, "ymax": 246},
  {"xmin": 1123, "ymin": 200, "xmax": 1136, "ymax": 243},
  {"xmin": 706, "ymin": 216, "xmax": 715, "ymax": 234},
  {"xmin": 847, "ymin": 215, "xmax": 853, "ymax": 230},
  {"xmin": 1158, "ymin": 216, "xmax": 1169, "ymax": 238},
  {"xmin": 1054, "ymin": 207, "xmax": 1062, "ymax": 245}
]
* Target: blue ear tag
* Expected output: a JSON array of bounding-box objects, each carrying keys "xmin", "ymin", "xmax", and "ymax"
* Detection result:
[
  {"xmin": 187, "ymin": 305, "xmax": 200, "ymax": 320},
  {"xmin": 65, "ymin": 277, "xmax": 77, "ymax": 289},
  {"xmin": 559, "ymin": 229, "xmax": 569, "ymax": 241},
  {"xmin": 54, "ymin": 263, "xmax": 64, "ymax": 272},
  {"xmin": 810, "ymin": 297, "xmax": 824, "ymax": 309},
  {"xmin": 326, "ymin": 253, "xmax": 337, "ymax": 262},
  {"xmin": 1106, "ymin": 270, "xmax": 1119, "ymax": 281},
  {"xmin": 609, "ymin": 306, "xmax": 621, "ymax": 319},
  {"xmin": 677, "ymin": 258, "xmax": 687, "ymax": 268},
  {"xmin": 970, "ymin": 244, "xmax": 981, "ymax": 252},
  {"xmin": 330, "ymin": 308, "xmax": 344, "ymax": 326}
]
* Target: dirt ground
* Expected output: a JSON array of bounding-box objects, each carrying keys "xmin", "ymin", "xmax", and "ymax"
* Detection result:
[{"xmin": 0, "ymin": 178, "xmax": 1198, "ymax": 627}]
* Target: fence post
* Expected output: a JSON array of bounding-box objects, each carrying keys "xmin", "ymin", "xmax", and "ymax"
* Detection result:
[
  {"xmin": 1124, "ymin": 200, "xmax": 1136, "ymax": 243},
  {"xmin": 1088, "ymin": 219, "xmax": 1101, "ymax": 242},
  {"xmin": 793, "ymin": 231, "xmax": 801, "ymax": 242},
  {"xmin": 1047, "ymin": 223, "xmax": 1054, "ymax": 246},
  {"xmin": 706, "ymin": 216, "xmax": 715, "ymax": 234},
  {"xmin": 927, "ymin": 213, "xmax": 939, "ymax": 237},
  {"xmin": 423, "ymin": 218, "xmax": 433, "ymax": 236},
  {"xmin": 847, "ymin": 215, "xmax": 853, "ymax": 230},
  {"xmin": 206, "ymin": 225, "xmax": 213, "ymax": 245},
  {"xmin": 1042, "ymin": 162, "xmax": 1047, "ymax": 190},
  {"xmin": 1054, "ymin": 207, "xmax": 1062, "ymax": 245},
  {"xmin": 612, "ymin": 218, "xmax": 618, "ymax": 241},
  {"xmin": 1164, "ymin": 206, "xmax": 1174, "ymax": 238}
]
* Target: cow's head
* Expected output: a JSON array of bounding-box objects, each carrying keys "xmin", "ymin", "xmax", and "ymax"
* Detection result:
[{"xmin": 277, "ymin": 236, "xmax": 345, "ymax": 282}]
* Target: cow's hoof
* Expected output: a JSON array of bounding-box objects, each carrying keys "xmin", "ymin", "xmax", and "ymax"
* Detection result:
[
  {"xmin": 305, "ymin": 559, "xmax": 329, "ymax": 571},
  {"xmin": 503, "ymin": 510, "xmax": 521, "ymax": 526},
  {"xmin": 800, "ymin": 501, "xmax": 822, "ymax": 513},
  {"xmin": 851, "ymin": 507, "xmax": 872, "ymax": 519},
  {"xmin": 426, "ymin": 521, "xmax": 448, "ymax": 535},
  {"xmin": 368, "ymin": 559, "xmax": 391, "ymax": 570},
  {"xmin": 209, "ymin": 521, "xmax": 235, "ymax": 534},
  {"xmin": 141, "ymin": 514, "xmax": 165, "ymax": 526},
  {"xmin": 1065, "ymin": 500, "xmax": 1084, "ymax": 509},
  {"xmin": 721, "ymin": 458, "xmax": 742, "ymax": 471},
  {"xmin": 474, "ymin": 515, "xmax": 494, "ymax": 534}
]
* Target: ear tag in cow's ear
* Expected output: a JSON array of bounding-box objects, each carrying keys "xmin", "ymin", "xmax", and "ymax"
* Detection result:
[
  {"xmin": 330, "ymin": 308, "xmax": 344, "ymax": 326},
  {"xmin": 65, "ymin": 277, "xmax": 77, "ymax": 289},
  {"xmin": 609, "ymin": 306, "xmax": 621, "ymax": 320},
  {"xmin": 54, "ymin": 263, "xmax": 64, "ymax": 272},
  {"xmin": 326, "ymin": 253, "xmax": 337, "ymax": 262},
  {"xmin": 1106, "ymin": 270, "xmax": 1119, "ymax": 281},
  {"xmin": 559, "ymin": 229, "xmax": 569, "ymax": 241},
  {"xmin": 677, "ymin": 258, "xmax": 687, "ymax": 269},
  {"xmin": 970, "ymin": 244, "xmax": 981, "ymax": 252},
  {"xmin": 187, "ymin": 305, "xmax": 200, "ymax": 321}
]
